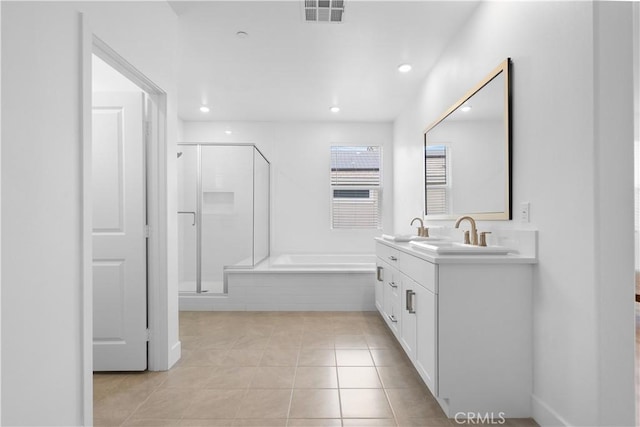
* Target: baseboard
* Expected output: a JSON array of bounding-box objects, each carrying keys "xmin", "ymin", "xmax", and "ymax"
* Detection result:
[
  {"xmin": 168, "ymin": 340, "xmax": 181, "ymax": 369},
  {"xmin": 532, "ymin": 394, "xmax": 571, "ymax": 426}
]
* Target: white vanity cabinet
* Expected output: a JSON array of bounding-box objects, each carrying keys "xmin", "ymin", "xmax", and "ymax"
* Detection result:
[
  {"xmin": 375, "ymin": 244, "xmax": 402, "ymax": 336},
  {"xmin": 399, "ymin": 272, "xmax": 417, "ymax": 360},
  {"xmin": 376, "ymin": 243, "xmax": 438, "ymax": 393},
  {"xmin": 413, "ymin": 281, "xmax": 437, "ymax": 394},
  {"xmin": 375, "ymin": 238, "xmax": 534, "ymax": 418}
]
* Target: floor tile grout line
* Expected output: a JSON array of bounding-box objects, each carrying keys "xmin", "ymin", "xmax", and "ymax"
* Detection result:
[
  {"xmin": 377, "ymin": 363, "xmax": 401, "ymax": 427},
  {"xmin": 335, "ymin": 347, "xmax": 346, "ymax": 427},
  {"xmin": 283, "ymin": 347, "xmax": 302, "ymax": 425},
  {"xmin": 115, "ymin": 373, "xmax": 166, "ymax": 427}
]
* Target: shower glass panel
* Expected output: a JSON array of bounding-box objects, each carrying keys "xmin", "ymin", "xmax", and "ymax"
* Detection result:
[
  {"xmin": 201, "ymin": 145, "xmax": 253, "ymax": 292},
  {"xmin": 178, "ymin": 143, "xmax": 270, "ymax": 294},
  {"xmin": 177, "ymin": 146, "xmax": 198, "ymax": 293},
  {"xmin": 254, "ymin": 149, "xmax": 270, "ymax": 263}
]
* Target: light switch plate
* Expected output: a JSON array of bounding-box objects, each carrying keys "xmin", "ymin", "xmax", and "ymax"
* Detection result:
[{"xmin": 520, "ymin": 202, "xmax": 530, "ymax": 222}]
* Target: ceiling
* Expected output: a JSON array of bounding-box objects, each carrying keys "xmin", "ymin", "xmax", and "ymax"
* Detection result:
[{"xmin": 172, "ymin": 1, "xmax": 480, "ymax": 122}]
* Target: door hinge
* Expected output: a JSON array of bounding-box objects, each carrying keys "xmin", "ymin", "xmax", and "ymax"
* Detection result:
[
  {"xmin": 145, "ymin": 120, "xmax": 151, "ymax": 138},
  {"xmin": 144, "ymin": 225, "xmax": 151, "ymax": 238},
  {"xmin": 146, "ymin": 328, "xmax": 151, "ymax": 342}
]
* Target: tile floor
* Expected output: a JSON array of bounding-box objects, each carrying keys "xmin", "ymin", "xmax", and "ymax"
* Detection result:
[{"xmin": 95, "ymin": 311, "xmax": 539, "ymax": 426}]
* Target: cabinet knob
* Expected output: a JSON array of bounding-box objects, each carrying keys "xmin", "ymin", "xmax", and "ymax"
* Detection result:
[
  {"xmin": 387, "ymin": 314, "xmax": 398, "ymax": 323},
  {"xmin": 388, "ymin": 255, "xmax": 397, "ymax": 261},
  {"xmin": 388, "ymin": 281, "xmax": 398, "ymax": 288}
]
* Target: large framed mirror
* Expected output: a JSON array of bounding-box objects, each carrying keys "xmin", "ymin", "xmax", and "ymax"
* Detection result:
[{"xmin": 424, "ymin": 58, "xmax": 511, "ymax": 220}]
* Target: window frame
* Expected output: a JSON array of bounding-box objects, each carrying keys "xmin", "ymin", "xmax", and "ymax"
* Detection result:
[{"xmin": 329, "ymin": 145, "xmax": 383, "ymax": 230}]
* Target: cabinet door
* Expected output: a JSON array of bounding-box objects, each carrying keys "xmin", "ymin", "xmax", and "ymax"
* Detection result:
[
  {"xmin": 400, "ymin": 273, "xmax": 417, "ymax": 361},
  {"xmin": 415, "ymin": 283, "xmax": 438, "ymax": 396}
]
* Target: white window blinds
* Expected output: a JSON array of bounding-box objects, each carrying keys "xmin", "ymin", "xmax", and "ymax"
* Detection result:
[
  {"xmin": 330, "ymin": 146, "xmax": 382, "ymax": 229},
  {"xmin": 425, "ymin": 145, "xmax": 448, "ymax": 215}
]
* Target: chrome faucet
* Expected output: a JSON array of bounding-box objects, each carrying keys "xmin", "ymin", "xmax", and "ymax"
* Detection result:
[
  {"xmin": 454, "ymin": 215, "xmax": 478, "ymax": 245},
  {"xmin": 410, "ymin": 217, "xmax": 428, "ymax": 237}
]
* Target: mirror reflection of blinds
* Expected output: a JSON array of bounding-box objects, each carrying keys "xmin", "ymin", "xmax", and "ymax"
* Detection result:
[
  {"xmin": 425, "ymin": 145, "xmax": 447, "ymax": 215},
  {"xmin": 425, "ymin": 145, "xmax": 447, "ymax": 185},
  {"xmin": 330, "ymin": 146, "xmax": 381, "ymax": 229}
]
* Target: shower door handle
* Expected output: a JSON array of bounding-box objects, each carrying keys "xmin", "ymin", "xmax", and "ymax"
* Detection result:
[{"xmin": 178, "ymin": 211, "xmax": 196, "ymax": 226}]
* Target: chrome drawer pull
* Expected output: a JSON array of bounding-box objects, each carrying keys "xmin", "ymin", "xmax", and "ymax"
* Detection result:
[
  {"xmin": 406, "ymin": 290, "xmax": 416, "ymax": 314},
  {"xmin": 387, "ymin": 314, "xmax": 398, "ymax": 323},
  {"xmin": 388, "ymin": 281, "xmax": 398, "ymax": 288},
  {"xmin": 376, "ymin": 266, "xmax": 383, "ymax": 282},
  {"xmin": 388, "ymin": 256, "xmax": 398, "ymax": 261}
]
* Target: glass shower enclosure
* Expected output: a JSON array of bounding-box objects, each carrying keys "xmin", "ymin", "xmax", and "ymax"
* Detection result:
[{"xmin": 177, "ymin": 143, "xmax": 270, "ymax": 294}]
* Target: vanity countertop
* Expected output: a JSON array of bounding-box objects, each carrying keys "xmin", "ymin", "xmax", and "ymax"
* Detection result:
[{"xmin": 375, "ymin": 237, "xmax": 537, "ymax": 265}]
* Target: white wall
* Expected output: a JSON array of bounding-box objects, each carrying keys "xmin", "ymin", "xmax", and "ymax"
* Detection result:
[
  {"xmin": 1, "ymin": 2, "xmax": 179, "ymax": 424},
  {"xmin": 393, "ymin": 2, "xmax": 634, "ymax": 426},
  {"xmin": 183, "ymin": 121, "xmax": 394, "ymax": 255},
  {"xmin": 1, "ymin": 1, "xmax": 4, "ymax": 422},
  {"xmin": 81, "ymin": 0, "xmax": 181, "ymax": 371}
]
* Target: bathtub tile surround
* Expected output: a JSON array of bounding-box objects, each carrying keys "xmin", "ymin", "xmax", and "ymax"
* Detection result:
[
  {"xmin": 180, "ymin": 254, "xmax": 377, "ymax": 311},
  {"xmin": 95, "ymin": 311, "xmax": 538, "ymax": 426}
]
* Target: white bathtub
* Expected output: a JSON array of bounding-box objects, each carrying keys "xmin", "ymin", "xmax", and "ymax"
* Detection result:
[
  {"xmin": 179, "ymin": 253, "xmax": 376, "ymax": 311},
  {"xmin": 264, "ymin": 254, "xmax": 376, "ymax": 270}
]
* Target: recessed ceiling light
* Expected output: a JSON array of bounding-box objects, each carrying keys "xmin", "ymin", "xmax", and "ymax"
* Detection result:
[
  {"xmin": 236, "ymin": 31, "xmax": 248, "ymax": 38},
  {"xmin": 200, "ymin": 105, "xmax": 210, "ymax": 113},
  {"xmin": 224, "ymin": 130, "xmax": 233, "ymax": 135},
  {"xmin": 460, "ymin": 105, "xmax": 472, "ymax": 112},
  {"xmin": 330, "ymin": 106, "xmax": 340, "ymax": 113},
  {"xmin": 398, "ymin": 64, "xmax": 412, "ymax": 73}
]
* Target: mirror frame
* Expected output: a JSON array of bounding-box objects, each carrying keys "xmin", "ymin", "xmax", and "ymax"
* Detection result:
[{"xmin": 423, "ymin": 58, "xmax": 512, "ymax": 220}]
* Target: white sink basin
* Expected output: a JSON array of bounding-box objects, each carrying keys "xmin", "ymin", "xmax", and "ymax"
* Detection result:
[
  {"xmin": 382, "ymin": 234, "xmax": 442, "ymax": 243},
  {"xmin": 409, "ymin": 240, "xmax": 512, "ymax": 255}
]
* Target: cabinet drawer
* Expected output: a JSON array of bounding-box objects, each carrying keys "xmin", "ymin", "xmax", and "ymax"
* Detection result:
[
  {"xmin": 382, "ymin": 269, "xmax": 402, "ymax": 336},
  {"xmin": 376, "ymin": 242, "xmax": 400, "ymax": 266},
  {"xmin": 402, "ymin": 253, "xmax": 437, "ymax": 294}
]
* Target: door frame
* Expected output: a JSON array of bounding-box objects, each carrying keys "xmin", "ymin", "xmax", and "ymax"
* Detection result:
[{"xmin": 80, "ymin": 15, "xmax": 170, "ymax": 424}]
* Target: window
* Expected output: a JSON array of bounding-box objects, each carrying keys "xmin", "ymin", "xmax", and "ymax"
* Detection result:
[
  {"xmin": 425, "ymin": 145, "xmax": 448, "ymax": 215},
  {"xmin": 330, "ymin": 146, "xmax": 381, "ymax": 229}
]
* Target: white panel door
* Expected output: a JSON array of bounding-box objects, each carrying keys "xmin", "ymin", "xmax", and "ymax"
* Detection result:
[{"xmin": 92, "ymin": 92, "xmax": 147, "ymax": 371}]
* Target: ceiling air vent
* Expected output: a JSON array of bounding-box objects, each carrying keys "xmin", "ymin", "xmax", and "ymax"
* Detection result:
[{"xmin": 304, "ymin": 0, "xmax": 345, "ymax": 23}]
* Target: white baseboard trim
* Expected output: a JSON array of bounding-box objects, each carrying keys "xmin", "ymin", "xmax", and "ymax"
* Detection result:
[
  {"xmin": 532, "ymin": 394, "xmax": 571, "ymax": 426},
  {"xmin": 168, "ymin": 340, "xmax": 181, "ymax": 369}
]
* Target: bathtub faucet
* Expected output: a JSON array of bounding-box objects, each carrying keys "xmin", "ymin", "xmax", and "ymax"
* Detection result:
[{"xmin": 410, "ymin": 217, "xmax": 428, "ymax": 237}]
